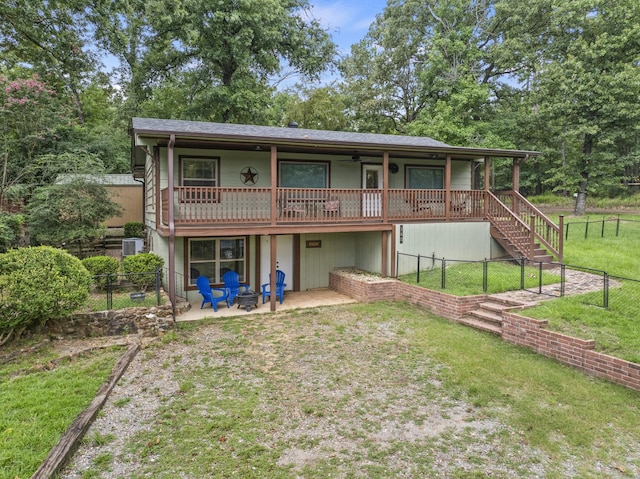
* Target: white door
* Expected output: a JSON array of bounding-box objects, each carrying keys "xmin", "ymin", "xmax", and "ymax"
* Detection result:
[
  {"xmin": 362, "ymin": 164, "xmax": 383, "ymax": 217},
  {"xmin": 260, "ymin": 235, "xmax": 293, "ymax": 290}
]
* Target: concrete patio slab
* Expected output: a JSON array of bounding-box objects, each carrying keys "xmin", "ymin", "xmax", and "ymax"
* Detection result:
[{"xmin": 176, "ymin": 288, "xmax": 358, "ymax": 322}]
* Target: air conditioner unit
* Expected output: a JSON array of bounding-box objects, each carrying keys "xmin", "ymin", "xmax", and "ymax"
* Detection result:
[{"xmin": 122, "ymin": 238, "xmax": 144, "ymax": 257}]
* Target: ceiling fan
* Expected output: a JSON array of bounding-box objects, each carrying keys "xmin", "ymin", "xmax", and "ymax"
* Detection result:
[{"xmin": 339, "ymin": 151, "xmax": 363, "ymax": 162}]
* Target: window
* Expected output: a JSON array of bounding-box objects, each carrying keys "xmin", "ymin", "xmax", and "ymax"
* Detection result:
[
  {"xmin": 188, "ymin": 237, "xmax": 245, "ymax": 285},
  {"xmin": 279, "ymin": 161, "xmax": 329, "ymax": 188},
  {"xmin": 406, "ymin": 166, "xmax": 444, "ymax": 189},
  {"xmin": 180, "ymin": 156, "xmax": 218, "ymax": 202}
]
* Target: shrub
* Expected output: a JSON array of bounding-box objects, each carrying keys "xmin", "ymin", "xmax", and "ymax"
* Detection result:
[
  {"xmin": 0, "ymin": 246, "xmax": 91, "ymax": 342},
  {"xmin": 0, "ymin": 213, "xmax": 24, "ymax": 253},
  {"xmin": 82, "ymin": 255, "xmax": 120, "ymax": 290},
  {"xmin": 122, "ymin": 252, "xmax": 164, "ymax": 291},
  {"xmin": 124, "ymin": 222, "xmax": 145, "ymax": 238}
]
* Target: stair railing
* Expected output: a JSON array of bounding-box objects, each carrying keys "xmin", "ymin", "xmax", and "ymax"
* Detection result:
[
  {"xmin": 486, "ymin": 192, "xmax": 534, "ymax": 259},
  {"xmin": 494, "ymin": 191, "xmax": 563, "ymax": 262}
]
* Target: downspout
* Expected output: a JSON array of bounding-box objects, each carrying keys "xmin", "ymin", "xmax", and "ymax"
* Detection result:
[
  {"xmin": 167, "ymin": 134, "xmax": 176, "ymax": 320},
  {"xmin": 133, "ymin": 177, "xmax": 145, "ymax": 224}
]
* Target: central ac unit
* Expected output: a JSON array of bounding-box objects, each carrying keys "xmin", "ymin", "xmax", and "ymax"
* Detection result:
[{"xmin": 122, "ymin": 238, "xmax": 144, "ymax": 256}]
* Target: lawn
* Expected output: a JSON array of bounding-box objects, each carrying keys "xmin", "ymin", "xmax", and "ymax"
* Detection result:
[
  {"xmin": 522, "ymin": 214, "xmax": 640, "ymax": 362},
  {"xmin": 58, "ymin": 303, "xmax": 640, "ymax": 479},
  {"xmin": 0, "ymin": 343, "xmax": 124, "ymax": 479}
]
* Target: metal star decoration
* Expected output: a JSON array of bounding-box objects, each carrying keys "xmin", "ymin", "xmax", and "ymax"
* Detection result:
[{"xmin": 240, "ymin": 167, "xmax": 258, "ymax": 185}]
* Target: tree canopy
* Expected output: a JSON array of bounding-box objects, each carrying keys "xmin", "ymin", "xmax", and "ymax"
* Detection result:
[{"xmin": 1, "ymin": 0, "xmax": 639, "ymax": 216}]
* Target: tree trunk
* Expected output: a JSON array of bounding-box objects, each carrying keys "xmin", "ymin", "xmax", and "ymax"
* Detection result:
[{"xmin": 574, "ymin": 135, "xmax": 593, "ymax": 216}]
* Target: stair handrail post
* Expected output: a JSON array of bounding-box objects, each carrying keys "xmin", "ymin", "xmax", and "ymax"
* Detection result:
[{"xmin": 529, "ymin": 214, "xmax": 536, "ymax": 260}]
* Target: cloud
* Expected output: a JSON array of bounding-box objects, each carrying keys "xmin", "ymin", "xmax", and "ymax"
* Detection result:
[{"xmin": 308, "ymin": 0, "xmax": 383, "ymax": 53}]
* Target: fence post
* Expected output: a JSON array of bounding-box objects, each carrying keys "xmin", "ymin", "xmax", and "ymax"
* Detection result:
[
  {"xmin": 603, "ymin": 272, "xmax": 609, "ymax": 309},
  {"xmin": 558, "ymin": 215, "xmax": 564, "ymax": 263},
  {"xmin": 417, "ymin": 255, "xmax": 421, "ymax": 284},
  {"xmin": 483, "ymin": 259, "xmax": 488, "ymax": 293},
  {"xmin": 441, "ymin": 258, "xmax": 446, "ymax": 289},
  {"xmin": 560, "ymin": 263, "xmax": 566, "ymax": 297},
  {"xmin": 565, "ymin": 222, "xmax": 569, "ymax": 240},
  {"xmin": 155, "ymin": 267, "xmax": 161, "ymax": 306},
  {"xmin": 106, "ymin": 274, "xmax": 112, "ymax": 311},
  {"xmin": 616, "ymin": 215, "xmax": 620, "ymax": 237},
  {"xmin": 585, "ymin": 217, "xmax": 589, "ymax": 239},
  {"xmin": 601, "ymin": 217, "xmax": 605, "ymax": 238},
  {"xmin": 538, "ymin": 261, "xmax": 543, "ymax": 294},
  {"xmin": 520, "ymin": 257, "xmax": 525, "ymax": 290}
]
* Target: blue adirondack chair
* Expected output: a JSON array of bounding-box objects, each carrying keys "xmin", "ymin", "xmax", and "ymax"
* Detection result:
[
  {"xmin": 222, "ymin": 270, "xmax": 250, "ymax": 306},
  {"xmin": 261, "ymin": 269, "xmax": 286, "ymax": 304},
  {"xmin": 196, "ymin": 276, "xmax": 229, "ymax": 312}
]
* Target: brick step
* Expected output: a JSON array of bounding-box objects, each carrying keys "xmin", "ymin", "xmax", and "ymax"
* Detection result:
[
  {"xmin": 456, "ymin": 316, "xmax": 502, "ymax": 335},
  {"xmin": 467, "ymin": 308, "xmax": 503, "ymax": 325}
]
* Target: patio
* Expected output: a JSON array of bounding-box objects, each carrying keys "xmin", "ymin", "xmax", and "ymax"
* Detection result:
[{"xmin": 176, "ymin": 288, "xmax": 358, "ymax": 321}]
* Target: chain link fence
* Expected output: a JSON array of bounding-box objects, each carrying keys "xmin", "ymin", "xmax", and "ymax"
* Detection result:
[{"xmin": 85, "ymin": 269, "xmax": 163, "ymax": 312}]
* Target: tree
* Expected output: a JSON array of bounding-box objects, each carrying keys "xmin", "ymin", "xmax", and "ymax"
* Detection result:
[
  {"xmin": 275, "ymin": 85, "xmax": 350, "ymax": 130},
  {"xmin": 0, "ymin": 0, "xmax": 96, "ymax": 123},
  {"xmin": 0, "ymin": 74, "xmax": 76, "ymax": 208},
  {"xmin": 339, "ymin": 0, "xmax": 504, "ymax": 135},
  {"xmin": 27, "ymin": 174, "xmax": 122, "ymax": 249},
  {"xmin": 506, "ymin": 0, "xmax": 640, "ymax": 213},
  {"xmin": 163, "ymin": 0, "xmax": 337, "ymax": 123}
]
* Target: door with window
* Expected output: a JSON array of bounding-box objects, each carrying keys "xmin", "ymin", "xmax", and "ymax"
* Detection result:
[
  {"xmin": 362, "ymin": 164, "xmax": 383, "ymax": 217},
  {"xmin": 260, "ymin": 235, "xmax": 293, "ymax": 290}
]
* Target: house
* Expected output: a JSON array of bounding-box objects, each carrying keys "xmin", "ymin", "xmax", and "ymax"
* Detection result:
[{"xmin": 129, "ymin": 117, "xmax": 562, "ymax": 312}]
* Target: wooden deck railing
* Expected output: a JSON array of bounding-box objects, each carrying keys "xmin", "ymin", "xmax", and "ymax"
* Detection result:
[
  {"xmin": 161, "ymin": 187, "xmax": 488, "ymax": 226},
  {"xmin": 486, "ymin": 192, "xmax": 534, "ymax": 258},
  {"xmin": 495, "ymin": 190, "xmax": 563, "ymax": 261}
]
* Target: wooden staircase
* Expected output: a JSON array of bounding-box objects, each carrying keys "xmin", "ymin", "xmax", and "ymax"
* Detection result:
[
  {"xmin": 486, "ymin": 191, "xmax": 562, "ymax": 264},
  {"xmin": 457, "ymin": 296, "xmax": 532, "ymax": 335}
]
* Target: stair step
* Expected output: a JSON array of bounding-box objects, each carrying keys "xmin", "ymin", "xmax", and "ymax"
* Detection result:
[
  {"xmin": 468, "ymin": 309, "xmax": 503, "ymax": 325},
  {"xmin": 457, "ymin": 317, "xmax": 502, "ymax": 335},
  {"xmin": 479, "ymin": 301, "xmax": 514, "ymax": 313}
]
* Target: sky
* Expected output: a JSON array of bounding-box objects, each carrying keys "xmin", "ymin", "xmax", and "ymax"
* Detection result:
[{"xmin": 307, "ymin": 0, "xmax": 388, "ymax": 54}]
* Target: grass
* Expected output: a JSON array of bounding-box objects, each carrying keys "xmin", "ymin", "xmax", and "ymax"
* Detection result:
[
  {"xmin": 83, "ymin": 291, "xmax": 165, "ymax": 312},
  {"xmin": 76, "ymin": 304, "xmax": 640, "ymax": 478},
  {"xmin": 400, "ymin": 260, "xmax": 561, "ymax": 295},
  {"xmin": 0, "ymin": 344, "xmax": 124, "ymax": 479},
  {"xmin": 520, "ymin": 214, "xmax": 640, "ymax": 362}
]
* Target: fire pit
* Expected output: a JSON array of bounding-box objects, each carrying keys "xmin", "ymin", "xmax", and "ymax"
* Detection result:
[{"xmin": 235, "ymin": 290, "xmax": 259, "ymax": 312}]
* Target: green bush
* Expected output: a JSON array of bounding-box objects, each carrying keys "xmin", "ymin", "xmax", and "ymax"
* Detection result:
[
  {"xmin": 122, "ymin": 252, "xmax": 164, "ymax": 291},
  {"xmin": 0, "ymin": 213, "xmax": 24, "ymax": 253},
  {"xmin": 124, "ymin": 222, "xmax": 145, "ymax": 238},
  {"xmin": 82, "ymin": 255, "xmax": 120, "ymax": 290},
  {"xmin": 0, "ymin": 246, "xmax": 91, "ymax": 341}
]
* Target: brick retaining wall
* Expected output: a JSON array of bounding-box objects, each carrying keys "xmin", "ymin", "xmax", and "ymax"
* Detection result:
[
  {"xmin": 329, "ymin": 270, "xmax": 640, "ymax": 393},
  {"xmin": 502, "ymin": 312, "xmax": 640, "ymax": 392}
]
